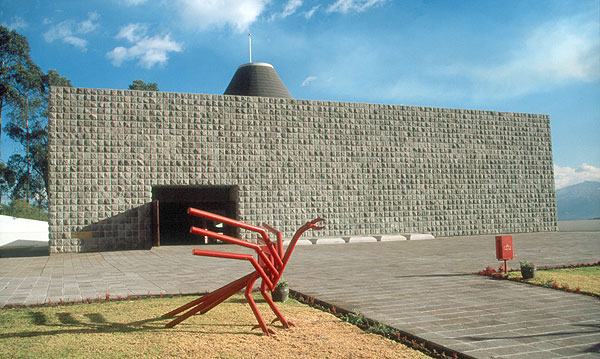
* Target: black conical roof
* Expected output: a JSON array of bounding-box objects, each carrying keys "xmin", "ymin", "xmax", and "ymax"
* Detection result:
[{"xmin": 224, "ymin": 62, "xmax": 292, "ymax": 98}]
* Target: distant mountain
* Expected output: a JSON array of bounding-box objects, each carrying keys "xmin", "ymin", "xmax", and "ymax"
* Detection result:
[{"xmin": 556, "ymin": 181, "xmax": 600, "ymax": 221}]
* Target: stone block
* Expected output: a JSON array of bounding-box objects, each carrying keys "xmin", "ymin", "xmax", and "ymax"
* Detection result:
[
  {"xmin": 349, "ymin": 236, "xmax": 377, "ymax": 243},
  {"xmin": 283, "ymin": 239, "xmax": 313, "ymax": 246},
  {"xmin": 380, "ymin": 234, "xmax": 408, "ymax": 241},
  {"xmin": 405, "ymin": 234, "xmax": 435, "ymax": 240},
  {"xmin": 316, "ymin": 237, "xmax": 346, "ymax": 245}
]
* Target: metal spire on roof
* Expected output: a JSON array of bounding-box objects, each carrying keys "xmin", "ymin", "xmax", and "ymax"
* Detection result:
[
  {"xmin": 248, "ymin": 32, "xmax": 252, "ymax": 63},
  {"xmin": 224, "ymin": 32, "xmax": 292, "ymax": 98}
]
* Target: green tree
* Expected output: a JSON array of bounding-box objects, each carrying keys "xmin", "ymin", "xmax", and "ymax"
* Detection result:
[
  {"xmin": 0, "ymin": 161, "xmax": 15, "ymax": 205},
  {"xmin": 129, "ymin": 79, "xmax": 159, "ymax": 91},
  {"xmin": 5, "ymin": 82, "xmax": 45, "ymax": 205},
  {"xmin": 45, "ymin": 69, "xmax": 72, "ymax": 88},
  {"xmin": 0, "ymin": 198, "xmax": 48, "ymax": 221},
  {"xmin": 4, "ymin": 69, "xmax": 71, "ymax": 207},
  {"xmin": 0, "ymin": 25, "xmax": 43, "ymax": 160}
]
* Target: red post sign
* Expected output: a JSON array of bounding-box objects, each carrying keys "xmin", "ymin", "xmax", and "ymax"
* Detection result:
[
  {"xmin": 495, "ymin": 236, "xmax": 514, "ymax": 260},
  {"xmin": 495, "ymin": 235, "xmax": 513, "ymax": 273}
]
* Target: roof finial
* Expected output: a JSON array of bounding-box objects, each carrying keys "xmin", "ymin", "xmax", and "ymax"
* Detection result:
[{"xmin": 248, "ymin": 32, "xmax": 252, "ymax": 63}]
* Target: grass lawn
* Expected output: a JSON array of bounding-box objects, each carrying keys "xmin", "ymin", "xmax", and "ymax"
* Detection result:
[
  {"xmin": 0, "ymin": 294, "xmax": 431, "ymax": 359},
  {"xmin": 508, "ymin": 266, "xmax": 600, "ymax": 295}
]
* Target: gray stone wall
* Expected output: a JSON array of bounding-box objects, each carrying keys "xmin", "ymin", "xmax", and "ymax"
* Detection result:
[{"xmin": 48, "ymin": 87, "xmax": 557, "ymax": 253}]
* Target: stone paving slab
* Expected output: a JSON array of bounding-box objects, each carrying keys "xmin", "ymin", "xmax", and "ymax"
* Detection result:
[
  {"xmin": 0, "ymin": 231, "xmax": 599, "ymax": 359},
  {"xmin": 284, "ymin": 232, "xmax": 600, "ymax": 359}
]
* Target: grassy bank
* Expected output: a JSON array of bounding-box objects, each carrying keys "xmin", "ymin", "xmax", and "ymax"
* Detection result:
[
  {"xmin": 508, "ymin": 265, "xmax": 600, "ymax": 296},
  {"xmin": 0, "ymin": 294, "xmax": 431, "ymax": 359}
]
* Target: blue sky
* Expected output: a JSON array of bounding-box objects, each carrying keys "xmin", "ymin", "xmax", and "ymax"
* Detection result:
[{"xmin": 1, "ymin": 0, "xmax": 599, "ymax": 189}]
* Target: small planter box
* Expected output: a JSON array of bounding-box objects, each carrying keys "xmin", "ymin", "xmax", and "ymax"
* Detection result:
[
  {"xmin": 271, "ymin": 286, "xmax": 289, "ymax": 302},
  {"xmin": 521, "ymin": 266, "xmax": 536, "ymax": 280}
]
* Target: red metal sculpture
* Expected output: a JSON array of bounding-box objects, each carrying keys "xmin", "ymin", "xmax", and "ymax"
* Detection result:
[{"xmin": 162, "ymin": 207, "xmax": 324, "ymax": 335}]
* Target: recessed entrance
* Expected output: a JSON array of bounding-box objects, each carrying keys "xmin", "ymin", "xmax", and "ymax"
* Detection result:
[{"xmin": 151, "ymin": 185, "xmax": 238, "ymax": 246}]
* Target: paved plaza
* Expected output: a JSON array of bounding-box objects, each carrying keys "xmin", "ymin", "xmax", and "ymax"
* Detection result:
[{"xmin": 1, "ymin": 231, "xmax": 599, "ymax": 358}]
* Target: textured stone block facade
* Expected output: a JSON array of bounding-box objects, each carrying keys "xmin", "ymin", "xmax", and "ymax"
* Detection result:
[{"xmin": 48, "ymin": 87, "xmax": 557, "ymax": 253}]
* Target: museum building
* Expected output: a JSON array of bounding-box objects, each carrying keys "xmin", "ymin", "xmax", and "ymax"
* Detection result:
[{"xmin": 47, "ymin": 62, "xmax": 557, "ymax": 253}]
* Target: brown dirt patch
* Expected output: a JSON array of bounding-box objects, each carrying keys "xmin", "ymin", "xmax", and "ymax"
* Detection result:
[{"xmin": 0, "ymin": 294, "xmax": 432, "ymax": 359}]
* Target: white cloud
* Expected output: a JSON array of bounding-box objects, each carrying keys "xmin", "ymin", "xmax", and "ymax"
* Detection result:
[
  {"xmin": 107, "ymin": 23, "xmax": 182, "ymax": 69},
  {"xmin": 465, "ymin": 15, "xmax": 600, "ymax": 99},
  {"xmin": 2, "ymin": 16, "xmax": 28, "ymax": 30},
  {"xmin": 327, "ymin": 0, "xmax": 386, "ymax": 14},
  {"xmin": 281, "ymin": 0, "xmax": 303, "ymax": 18},
  {"xmin": 554, "ymin": 163, "xmax": 600, "ymax": 189},
  {"xmin": 301, "ymin": 76, "xmax": 317, "ymax": 86},
  {"xmin": 270, "ymin": 0, "xmax": 302, "ymax": 20},
  {"xmin": 373, "ymin": 13, "xmax": 600, "ymax": 104},
  {"xmin": 175, "ymin": 0, "xmax": 269, "ymax": 32},
  {"xmin": 304, "ymin": 5, "xmax": 320, "ymax": 19},
  {"xmin": 116, "ymin": 23, "xmax": 148, "ymax": 42},
  {"xmin": 63, "ymin": 36, "xmax": 88, "ymax": 49},
  {"xmin": 78, "ymin": 12, "xmax": 100, "ymax": 33},
  {"xmin": 43, "ymin": 12, "xmax": 99, "ymax": 51}
]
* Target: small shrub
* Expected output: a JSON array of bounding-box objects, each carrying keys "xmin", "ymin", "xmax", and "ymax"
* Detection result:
[
  {"xmin": 276, "ymin": 277, "xmax": 288, "ymax": 288},
  {"xmin": 0, "ymin": 199, "xmax": 48, "ymax": 221},
  {"xmin": 345, "ymin": 310, "xmax": 367, "ymax": 327},
  {"xmin": 478, "ymin": 266, "xmax": 496, "ymax": 277},
  {"xmin": 519, "ymin": 260, "xmax": 534, "ymax": 269}
]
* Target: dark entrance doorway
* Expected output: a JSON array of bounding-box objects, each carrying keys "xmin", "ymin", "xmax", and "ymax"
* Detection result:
[{"xmin": 151, "ymin": 186, "xmax": 238, "ymax": 246}]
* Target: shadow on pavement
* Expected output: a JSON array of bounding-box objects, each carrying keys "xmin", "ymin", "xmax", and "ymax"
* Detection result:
[{"xmin": 0, "ymin": 246, "xmax": 49, "ymax": 258}]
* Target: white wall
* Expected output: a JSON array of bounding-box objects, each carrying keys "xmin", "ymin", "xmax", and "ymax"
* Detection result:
[{"xmin": 0, "ymin": 215, "xmax": 49, "ymax": 247}]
